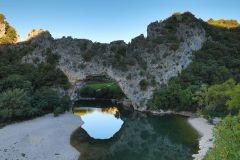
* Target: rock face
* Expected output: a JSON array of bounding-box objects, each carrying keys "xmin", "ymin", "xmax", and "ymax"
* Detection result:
[
  {"xmin": 0, "ymin": 17, "xmax": 20, "ymax": 43},
  {"xmin": 27, "ymin": 29, "xmax": 48, "ymax": 41},
  {"xmin": 10, "ymin": 13, "xmax": 206, "ymax": 110},
  {"xmin": 0, "ymin": 23, "xmax": 5, "ymax": 38}
]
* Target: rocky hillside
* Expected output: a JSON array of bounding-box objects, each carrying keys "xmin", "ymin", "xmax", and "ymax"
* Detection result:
[
  {"xmin": 0, "ymin": 14, "xmax": 20, "ymax": 44},
  {"xmin": 0, "ymin": 12, "xmax": 206, "ymax": 110}
]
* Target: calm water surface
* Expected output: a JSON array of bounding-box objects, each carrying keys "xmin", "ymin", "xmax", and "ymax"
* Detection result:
[{"xmin": 71, "ymin": 100, "xmax": 200, "ymax": 160}]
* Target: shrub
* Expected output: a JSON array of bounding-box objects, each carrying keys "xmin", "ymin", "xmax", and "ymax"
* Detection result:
[
  {"xmin": 0, "ymin": 14, "xmax": 5, "ymax": 23},
  {"xmin": 0, "ymin": 89, "xmax": 32, "ymax": 121},
  {"xmin": 204, "ymin": 114, "xmax": 240, "ymax": 160},
  {"xmin": 54, "ymin": 107, "xmax": 64, "ymax": 117},
  {"xmin": 169, "ymin": 43, "xmax": 180, "ymax": 51},
  {"xmin": 82, "ymin": 51, "xmax": 93, "ymax": 61},
  {"xmin": 46, "ymin": 50, "xmax": 61, "ymax": 64},
  {"xmin": 139, "ymin": 79, "xmax": 148, "ymax": 90}
]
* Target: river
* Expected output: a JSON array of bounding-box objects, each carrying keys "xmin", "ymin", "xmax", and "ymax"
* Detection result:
[{"xmin": 71, "ymin": 100, "xmax": 200, "ymax": 160}]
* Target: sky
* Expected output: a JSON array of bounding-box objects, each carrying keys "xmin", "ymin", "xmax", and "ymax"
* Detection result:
[{"xmin": 1, "ymin": 0, "xmax": 240, "ymax": 43}]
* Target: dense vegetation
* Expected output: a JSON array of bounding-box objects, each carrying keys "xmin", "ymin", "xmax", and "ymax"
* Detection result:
[
  {"xmin": 204, "ymin": 113, "xmax": 240, "ymax": 160},
  {"xmin": 149, "ymin": 13, "xmax": 240, "ymax": 115},
  {"xmin": 208, "ymin": 18, "xmax": 240, "ymax": 28},
  {"xmin": 0, "ymin": 14, "xmax": 18, "ymax": 44},
  {"xmin": 148, "ymin": 12, "xmax": 240, "ymax": 159},
  {"xmin": 0, "ymin": 43, "xmax": 71, "ymax": 123},
  {"xmin": 78, "ymin": 77, "xmax": 125, "ymax": 99}
]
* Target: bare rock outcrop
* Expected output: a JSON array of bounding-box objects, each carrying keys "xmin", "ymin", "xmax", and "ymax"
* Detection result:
[
  {"xmin": 27, "ymin": 29, "xmax": 51, "ymax": 41},
  {"xmin": 0, "ymin": 23, "xmax": 5, "ymax": 38}
]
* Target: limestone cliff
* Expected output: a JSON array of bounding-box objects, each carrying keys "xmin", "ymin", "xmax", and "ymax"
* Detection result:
[
  {"xmin": 27, "ymin": 29, "xmax": 47, "ymax": 41},
  {"xmin": 1, "ymin": 12, "xmax": 206, "ymax": 110},
  {"xmin": 0, "ymin": 23, "xmax": 5, "ymax": 38}
]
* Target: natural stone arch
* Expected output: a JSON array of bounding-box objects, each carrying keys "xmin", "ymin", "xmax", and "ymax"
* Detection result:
[
  {"xmin": 62, "ymin": 69, "xmax": 144, "ymax": 110},
  {"xmin": 20, "ymin": 13, "xmax": 207, "ymax": 110},
  {"xmin": 67, "ymin": 73, "xmax": 132, "ymax": 105}
]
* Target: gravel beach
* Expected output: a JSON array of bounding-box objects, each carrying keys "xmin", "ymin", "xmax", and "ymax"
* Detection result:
[
  {"xmin": 188, "ymin": 117, "xmax": 214, "ymax": 160},
  {"xmin": 0, "ymin": 112, "xmax": 83, "ymax": 160}
]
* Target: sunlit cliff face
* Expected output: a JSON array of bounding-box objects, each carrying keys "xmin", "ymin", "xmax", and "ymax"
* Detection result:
[
  {"xmin": 100, "ymin": 107, "xmax": 119, "ymax": 115},
  {"xmin": 73, "ymin": 109, "xmax": 94, "ymax": 117}
]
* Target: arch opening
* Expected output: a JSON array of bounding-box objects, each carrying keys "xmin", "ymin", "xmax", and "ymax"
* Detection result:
[{"xmin": 71, "ymin": 75, "xmax": 133, "ymax": 107}]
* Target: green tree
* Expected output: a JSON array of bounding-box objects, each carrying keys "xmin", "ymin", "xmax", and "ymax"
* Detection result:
[
  {"xmin": 226, "ymin": 84, "xmax": 240, "ymax": 111},
  {"xmin": 6, "ymin": 26, "xmax": 17, "ymax": 42},
  {"xmin": 192, "ymin": 84, "xmax": 209, "ymax": 110},
  {"xmin": 167, "ymin": 82, "xmax": 182, "ymax": 108},
  {"xmin": 149, "ymin": 82, "xmax": 184, "ymax": 110},
  {"xmin": 53, "ymin": 107, "xmax": 64, "ymax": 117},
  {"xmin": 149, "ymin": 87, "xmax": 169, "ymax": 110},
  {"xmin": 60, "ymin": 95, "xmax": 71, "ymax": 111},
  {"xmin": 0, "ymin": 74, "xmax": 33, "ymax": 93},
  {"xmin": 31, "ymin": 87, "xmax": 60, "ymax": 111},
  {"xmin": 0, "ymin": 89, "xmax": 31, "ymax": 120},
  {"xmin": 207, "ymin": 79, "xmax": 235, "ymax": 113},
  {"xmin": 204, "ymin": 114, "xmax": 240, "ymax": 160},
  {"xmin": 179, "ymin": 87, "xmax": 193, "ymax": 110}
]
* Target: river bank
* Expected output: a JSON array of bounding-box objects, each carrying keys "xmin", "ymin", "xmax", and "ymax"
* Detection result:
[
  {"xmin": 188, "ymin": 117, "xmax": 214, "ymax": 160},
  {"xmin": 0, "ymin": 112, "xmax": 83, "ymax": 160},
  {"xmin": 0, "ymin": 109, "xmax": 215, "ymax": 160}
]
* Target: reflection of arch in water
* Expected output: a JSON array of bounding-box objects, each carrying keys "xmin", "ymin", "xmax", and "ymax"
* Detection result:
[
  {"xmin": 73, "ymin": 100, "xmax": 133, "ymax": 121},
  {"xmin": 73, "ymin": 106, "xmax": 121, "ymax": 120},
  {"xmin": 73, "ymin": 108, "xmax": 95, "ymax": 116},
  {"xmin": 70, "ymin": 112, "xmax": 200, "ymax": 160}
]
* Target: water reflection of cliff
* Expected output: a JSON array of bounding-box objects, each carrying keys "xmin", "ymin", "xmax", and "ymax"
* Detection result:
[
  {"xmin": 100, "ymin": 107, "xmax": 119, "ymax": 115},
  {"xmin": 74, "ymin": 107, "xmax": 120, "ymax": 117},
  {"xmin": 73, "ymin": 108, "xmax": 94, "ymax": 116},
  {"xmin": 70, "ymin": 112, "xmax": 199, "ymax": 160}
]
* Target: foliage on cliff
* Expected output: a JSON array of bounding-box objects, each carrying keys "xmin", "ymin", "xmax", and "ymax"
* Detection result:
[
  {"xmin": 147, "ymin": 13, "xmax": 240, "ymax": 159},
  {"xmin": 0, "ymin": 45, "xmax": 71, "ymax": 122},
  {"xmin": 0, "ymin": 14, "xmax": 18, "ymax": 44},
  {"xmin": 149, "ymin": 13, "xmax": 240, "ymax": 116},
  {"xmin": 204, "ymin": 113, "xmax": 240, "ymax": 160},
  {"xmin": 0, "ymin": 14, "xmax": 5, "ymax": 23},
  {"xmin": 208, "ymin": 18, "xmax": 240, "ymax": 28}
]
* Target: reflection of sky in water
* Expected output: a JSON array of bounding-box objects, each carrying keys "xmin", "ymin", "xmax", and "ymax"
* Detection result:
[{"xmin": 77, "ymin": 108, "xmax": 123, "ymax": 139}]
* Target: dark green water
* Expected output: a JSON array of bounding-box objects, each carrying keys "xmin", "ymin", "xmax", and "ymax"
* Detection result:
[{"xmin": 71, "ymin": 100, "xmax": 200, "ymax": 160}]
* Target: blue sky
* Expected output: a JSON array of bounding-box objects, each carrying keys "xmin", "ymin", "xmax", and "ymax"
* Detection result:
[{"xmin": 1, "ymin": 0, "xmax": 240, "ymax": 43}]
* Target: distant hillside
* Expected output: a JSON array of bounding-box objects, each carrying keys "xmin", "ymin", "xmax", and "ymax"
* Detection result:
[{"xmin": 208, "ymin": 18, "xmax": 240, "ymax": 28}]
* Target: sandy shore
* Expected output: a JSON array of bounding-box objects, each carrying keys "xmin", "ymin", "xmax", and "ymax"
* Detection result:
[
  {"xmin": 0, "ymin": 112, "xmax": 83, "ymax": 160},
  {"xmin": 188, "ymin": 117, "xmax": 214, "ymax": 160}
]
